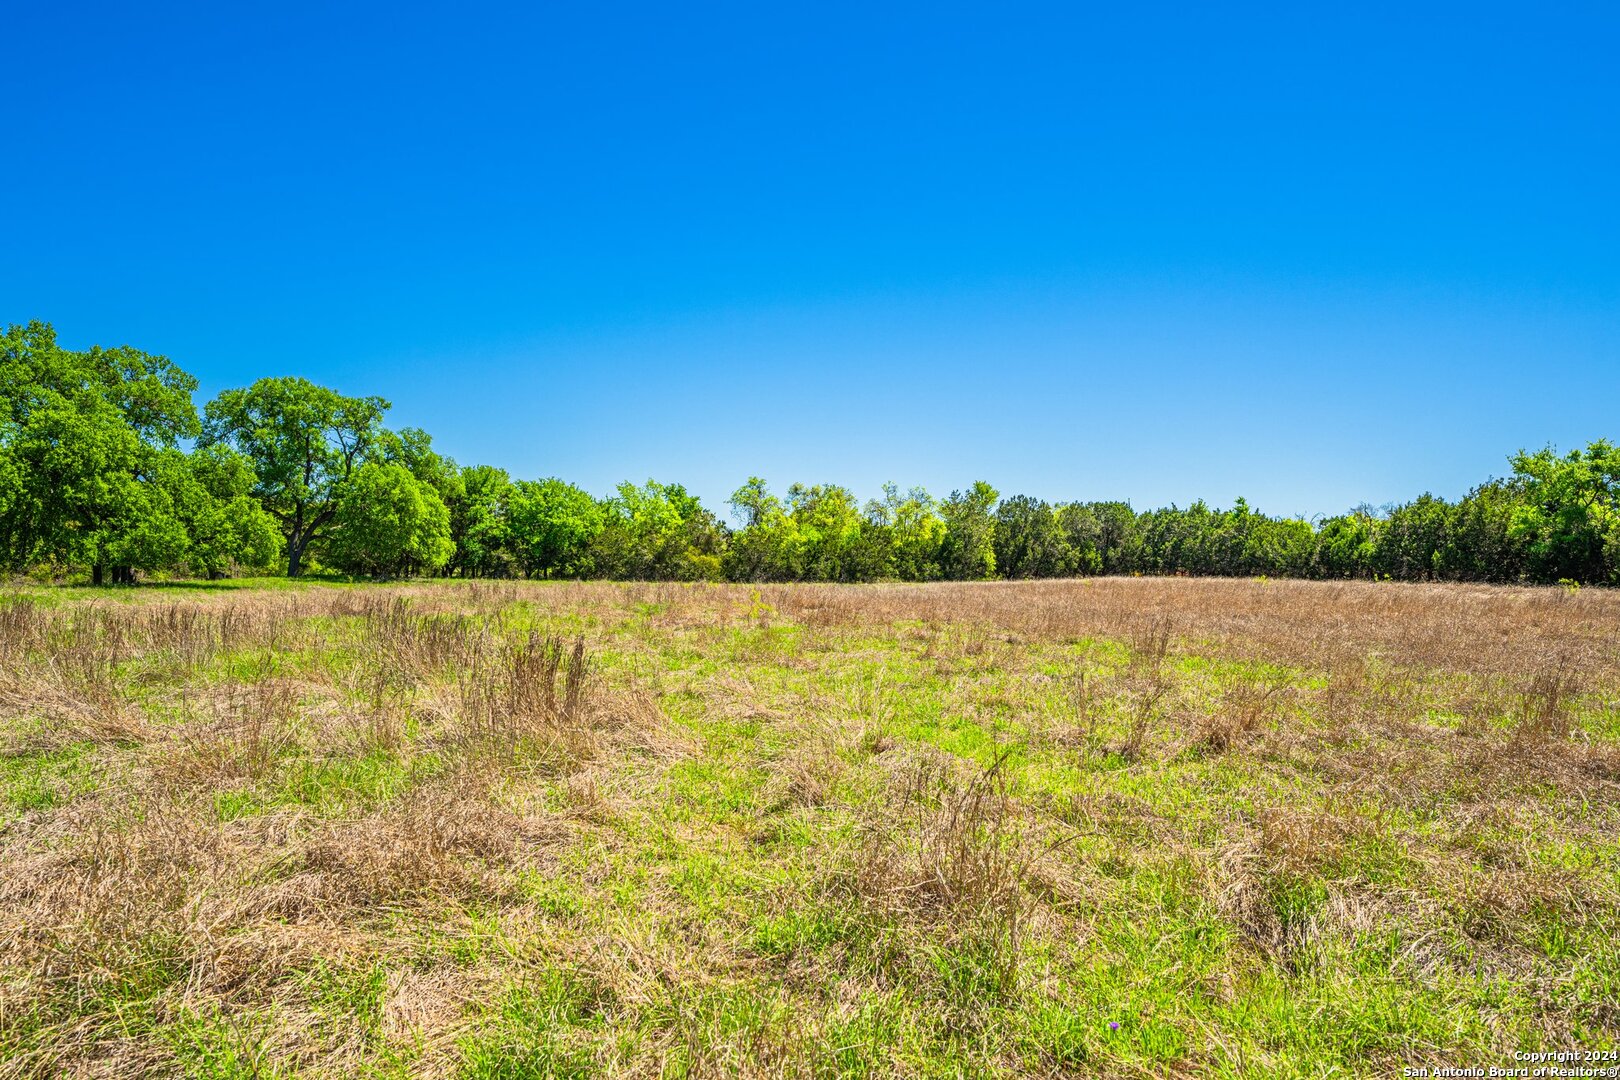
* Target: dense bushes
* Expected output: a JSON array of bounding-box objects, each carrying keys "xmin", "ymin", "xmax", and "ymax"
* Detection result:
[{"xmin": 4, "ymin": 320, "xmax": 1618, "ymax": 585}]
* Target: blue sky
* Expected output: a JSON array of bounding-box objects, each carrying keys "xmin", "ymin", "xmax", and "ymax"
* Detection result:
[{"xmin": 6, "ymin": 2, "xmax": 1617, "ymax": 520}]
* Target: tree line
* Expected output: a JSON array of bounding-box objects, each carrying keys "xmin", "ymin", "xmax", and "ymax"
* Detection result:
[{"xmin": 4, "ymin": 320, "xmax": 1617, "ymax": 586}]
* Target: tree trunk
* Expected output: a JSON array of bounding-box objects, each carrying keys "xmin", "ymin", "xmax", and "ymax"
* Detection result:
[
  {"xmin": 287, "ymin": 539, "xmax": 304, "ymax": 577},
  {"xmin": 92, "ymin": 564, "xmax": 104, "ymax": 586}
]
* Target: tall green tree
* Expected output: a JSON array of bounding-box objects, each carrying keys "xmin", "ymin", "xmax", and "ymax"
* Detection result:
[
  {"xmin": 507, "ymin": 477, "xmax": 603, "ymax": 578},
  {"xmin": 200, "ymin": 377, "xmax": 389, "ymax": 575},
  {"xmin": 724, "ymin": 478, "xmax": 804, "ymax": 582},
  {"xmin": 1312, "ymin": 509, "xmax": 1380, "ymax": 579},
  {"xmin": 168, "ymin": 445, "xmax": 283, "ymax": 578},
  {"xmin": 1086, "ymin": 501, "xmax": 1141, "ymax": 574},
  {"xmin": 1374, "ymin": 494, "xmax": 1453, "ymax": 581},
  {"xmin": 863, "ymin": 484, "xmax": 945, "ymax": 581},
  {"xmin": 0, "ymin": 320, "xmax": 201, "ymax": 582},
  {"xmin": 1441, "ymin": 480, "xmax": 1527, "ymax": 583},
  {"xmin": 593, "ymin": 480, "xmax": 724, "ymax": 580},
  {"xmin": 993, "ymin": 495, "xmax": 1070, "ymax": 579},
  {"xmin": 788, "ymin": 483, "xmax": 865, "ymax": 581},
  {"xmin": 448, "ymin": 464, "xmax": 515, "ymax": 577},
  {"xmin": 1244, "ymin": 513, "xmax": 1316, "ymax": 576},
  {"xmin": 939, "ymin": 481, "xmax": 999, "ymax": 580},
  {"xmin": 1509, "ymin": 440, "xmax": 1620, "ymax": 583},
  {"xmin": 323, "ymin": 462, "xmax": 454, "ymax": 577},
  {"xmin": 1053, "ymin": 503, "xmax": 1105, "ymax": 575}
]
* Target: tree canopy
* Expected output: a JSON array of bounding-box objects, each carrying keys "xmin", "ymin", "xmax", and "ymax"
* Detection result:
[
  {"xmin": 200, "ymin": 377, "xmax": 390, "ymax": 575},
  {"xmin": 0, "ymin": 320, "xmax": 269, "ymax": 582},
  {"xmin": 7, "ymin": 319, "xmax": 1620, "ymax": 589}
]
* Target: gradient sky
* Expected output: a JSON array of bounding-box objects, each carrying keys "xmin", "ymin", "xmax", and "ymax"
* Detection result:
[{"xmin": 6, "ymin": 2, "xmax": 1617, "ymax": 520}]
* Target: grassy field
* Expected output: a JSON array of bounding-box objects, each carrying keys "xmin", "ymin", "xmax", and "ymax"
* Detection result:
[{"xmin": 0, "ymin": 578, "xmax": 1617, "ymax": 1078}]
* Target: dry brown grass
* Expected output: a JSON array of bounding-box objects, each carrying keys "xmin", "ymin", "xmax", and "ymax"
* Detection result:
[
  {"xmin": 852, "ymin": 750, "xmax": 1027, "ymax": 919},
  {"xmin": 0, "ymin": 588, "xmax": 620, "ymax": 1078},
  {"xmin": 768, "ymin": 576, "xmax": 1620, "ymax": 680}
]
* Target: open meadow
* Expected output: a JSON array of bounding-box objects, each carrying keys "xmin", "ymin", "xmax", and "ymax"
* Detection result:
[{"xmin": 0, "ymin": 577, "xmax": 1617, "ymax": 1078}]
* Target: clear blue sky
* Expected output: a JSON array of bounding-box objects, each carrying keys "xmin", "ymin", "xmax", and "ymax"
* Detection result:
[{"xmin": 6, "ymin": 2, "xmax": 1617, "ymax": 520}]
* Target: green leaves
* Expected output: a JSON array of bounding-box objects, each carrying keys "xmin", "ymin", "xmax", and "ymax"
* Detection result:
[
  {"xmin": 940, "ymin": 482, "xmax": 999, "ymax": 580},
  {"xmin": 723, "ymin": 479, "xmax": 803, "ymax": 582},
  {"xmin": 449, "ymin": 465, "xmax": 516, "ymax": 578},
  {"xmin": 201, "ymin": 377, "xmax": 391, "ymax": 575},
  {"xmin": 595, "ymin": 480, "xmax": 724, "ymax": 580},
  {"xmin": 0, "ymin": 321, "xmax": 208, "ymax": 578},
  {"xmin": 171, "ymin": 446, "xmax": 283, "ymax": 576},
  {"xmin": 993, "ymin": 495, "xmax": 1066, "ymax": 579},
  {"xmin": 323, "ymin": 462, "xmax": 454, "ymax": 577},
  {"xmin": 1509, "ymin": 440, "xmax": 1620, "ymax": 584},
  {"xmin": 507, "ymin": 478, "xmax": 603, "ymax": 579},
  {"xmin": 6, "ymin": 319, "xmax": 1620, "ymax": 587}
]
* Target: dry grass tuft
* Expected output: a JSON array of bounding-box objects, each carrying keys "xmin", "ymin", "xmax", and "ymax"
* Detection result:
[
  {"xmin": 1195, "ymin": 674, "xmax": 1288, "ymax": 754},
  {"xmin": 838, "ymin": 751, "xmax": 1032, "ymax": 1011},
  {"xmin": 163, "ymin": 681, "xmax": 301, "ymax": 786},
  {"xmin": 298, "ymin": 778, "xmax": 537, "ymax": 907},
  {"xmin": 1512, "ymin": 657, "xmax": 1580, "ymax": 741},
  {"xmin": 456, "ymin": 633, "xmax": 597, "ymax": 768}
]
